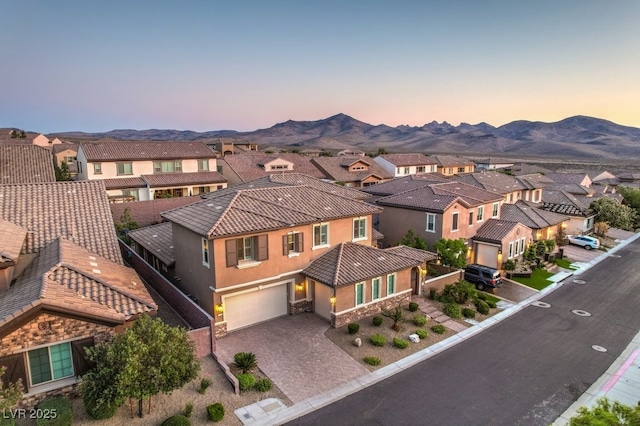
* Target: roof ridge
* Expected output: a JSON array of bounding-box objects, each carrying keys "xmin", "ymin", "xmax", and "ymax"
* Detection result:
[
  {"xmin": 208, "ymin": 191, "xmax": 243, "ymax": 237},
  {"xmin": 332, "ymin": 243, "xmax": 346, "ymax": 287}
]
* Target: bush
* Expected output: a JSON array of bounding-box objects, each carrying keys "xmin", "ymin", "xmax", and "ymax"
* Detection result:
[
  {"xmin": 477, "ymin": 292, "xmax": 487, "ymax": 301},
  {"xmin": 476, "ymin": 300, "xmax": 490, "ymax": 315},
  {"xmin": 199, "ymin": 377, "xmax": 212, "ymax": 394},
  {"xmin": 36, "ymin": 397, "xmax": 72, "ymax": 426},
  {"xmin": 443, "ymin": 303, "xmax": 462, "ymax": 319},
  {"xmin": 408, "ymin": 302, "xmax": 419, "ymax": 312},
  {"xmin": 363, "ymin": 356, "xmax": 381, "ymax": 366},
  {"xmin": 348, "ymin": 322, "xmax": 360, "ymax": 334},
  {"xmin": 233, "ymin": 352, "xmax": 258, "ymax": 374},
  {"xmin": 428, "ymin": 288, "xmax": 438, "ymax": 300},
  {"xmin": 183, "ymin": 402, "xmax": 194, "ymax": 418},
  {"xmin": 370, "ymin": 334, "xmax": 386, "ymax": 346},
  {"xmin": 254, "ymin": 378, "xmax": 272, "ymax": 392},
  {"xmin": 372, "ymin": 316, "xmax": 383, "ymax": 326},
  {"xmin": 442, "ymin": 280, "xmax": 477, "ymax": 304},
  {"xmin": 413, "ymin": 314, "xmax": 427, "ymax": 327},
  {"xmin": 206, "ymin": 403, "xmax": 225, "ymax": 422},
  {"xmin": 237, "ymin": 374, "xmax": 255, "ymax": 391},
  {"xmin": 393, "ymin": 338, "xmax": 409, "ymax": 349},
  {"xmin": 82, "ymin": 393, "xmax": 120, "ymax": 420},
  {"xmin": 431, "ymin": 324, "xmax": 446, "ymax": 334},
  {"xmin": 502, "ymin": 260, "xmax": 516, "ymax": 271},
  {"xmin": 487, "ymin": 300, "xmax": 497, "ymax": 309},
  {"xmin": 462, "ymin": 308, "xmax": 476, "ymax": 318},
  {"xmin": 162, "ymin": 415, "xmax": 191, "ymax": 426},
  {"xmin": 415, "ymin": 329, "xmax": 429, "ymax": 339}
]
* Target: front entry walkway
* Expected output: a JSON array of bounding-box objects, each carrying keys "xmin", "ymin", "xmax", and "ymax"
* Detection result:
[{"xmin": 215, "ymin": 313, "xmax": 368, "ymax": 403}]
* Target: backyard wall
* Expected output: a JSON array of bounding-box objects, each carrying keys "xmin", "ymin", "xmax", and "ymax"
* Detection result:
[{"xmin": 422, "ymin": 265, "xmax": 464, "ymax": 293}]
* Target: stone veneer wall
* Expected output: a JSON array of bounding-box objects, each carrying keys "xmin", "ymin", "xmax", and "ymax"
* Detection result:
[
  {"xmin": 213, "ymin": 322, "xmax": 227, "ymax": 339},
  {"xmin": 289, "ymin": 299, "xmax": 313, "ymax": 315},
  {"xmin": 332, "ymin": 292, "xmax": 411, "ymax": 328}
]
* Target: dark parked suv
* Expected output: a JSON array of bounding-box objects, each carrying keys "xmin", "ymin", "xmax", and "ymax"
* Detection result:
[{"xmin": 464, "ymin": 264, "xmax": 503, "ymax": 291}]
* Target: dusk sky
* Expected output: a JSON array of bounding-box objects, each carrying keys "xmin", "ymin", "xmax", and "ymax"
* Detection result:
[{"xmin": 2, "ymin": 1, "xmax": 639, "ymax": 133}]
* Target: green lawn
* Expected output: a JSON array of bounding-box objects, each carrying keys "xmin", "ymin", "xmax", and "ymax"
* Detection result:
[
  {"xmin": 512, "ymin": 269, "xmax": 555, "ymax": 290},
  {"xmin": 555, "ymin": 258, "xmax": 577, "ymax": 270},
  {"xmin": 480, "ymin": 293, "xmax": 500, "ymax": 304}
]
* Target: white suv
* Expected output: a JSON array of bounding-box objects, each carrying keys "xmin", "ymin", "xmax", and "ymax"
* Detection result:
[{"xmin": 567, "ymin": 235, "xmax": 600, "ymax": 250}]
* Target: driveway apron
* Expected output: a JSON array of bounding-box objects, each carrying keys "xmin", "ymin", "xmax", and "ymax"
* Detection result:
[{"xmin": 215, "ymin": 313, "xmax": 368, "ymax": 403}]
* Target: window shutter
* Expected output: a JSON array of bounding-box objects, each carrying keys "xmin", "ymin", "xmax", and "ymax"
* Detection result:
[
  {"xmin": 282, "ymin": 235, "xmax": 289, "ymax": 256},
  {"xmin": 0, "ymin": 353, "xmax": 28, "ymax": 392},
  {"xmin": 71, "ymin": 337, "xmax": 95, "ymax": 377},
  {"xmin": 257, "ymin": 235, "xmax": 268, "ymax": 261},
  {"xmin": 296, "ymin": 232, "xmax": 304, "ymax": 252},
  {"xmin": 225, "ymin": 239, "xmax": 238, "ymax": 267}
]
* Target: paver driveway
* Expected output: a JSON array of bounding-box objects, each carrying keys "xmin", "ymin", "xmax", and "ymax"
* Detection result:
[{"xmin": 215, "ymin": 313, "xmax": 368, "ymax": 403}]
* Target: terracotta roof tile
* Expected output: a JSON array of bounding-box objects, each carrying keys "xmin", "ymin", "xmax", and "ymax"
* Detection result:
[
  {"xmin": 80, "ymin": 141, "xmax": 216, "ymax": 162},
  {"xmin": 473, "ymin": 219, "xmax": 524, "ymax": 244},
  {"xmin": 221, "ymin": 153, "xmax": 327, "ymax": 182},
  {"xmin": 0, "ymin": 219, "xmax": 27, "ymax": 262},
  {"xmin": 432, "ymin": 155, "xmax": 475, "ymax": 167},
  {"xmin": 141, "ymin": 171, "xmax": 227, "ymax": 187},
  {"xmin": 102, "ymin": 177, "xmax": 147, "ymax": 189},
  {"xmin": 0, "ymin": 145, "xmax": 56, "ymax": 184},
  {"xmin": 361, "ymin": 174, "xmax": 449, "ymax": 196},
  {"xmin": 377, "ymin": 153, "xmax": 438, "ymax": 166},
  {"xmin": 500, "ymin": 200, "xmax": 568, "ymax": 229},
  {"xmin": 110, "ymin": 196, "xmax": 201, "ymax": 227},
  {"xmin": 128, "ymin": 222, "xmax": 175, "ymax": 266},
  {"xmin": 456, "ymin": 171, "xmax": 548, "ymax": 194},
  {"xmin": 311, "ymin": 156, "xmax": 393, "ymax": 183}
]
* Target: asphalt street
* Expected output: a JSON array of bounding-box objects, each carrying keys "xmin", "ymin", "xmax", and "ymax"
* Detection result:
[{"xmin": 290, "ymin": 240, "xmax": 640, "ymax": 426}]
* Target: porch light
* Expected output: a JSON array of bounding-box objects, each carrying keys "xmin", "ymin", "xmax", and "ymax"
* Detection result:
[
  {"xmin": 295, "ymin": 282, "xmax": 304, "ymax": 291},
  {"xmin": 215, "ymin": 303, "xmax": 224, "ymax": 315},
  {"xmin": 330, "ymin": 295, "xmax": 336, "ymax": 305},
  {"xmin": 498, "ymin": 249, "xmax": 502, "ymax": 255}
]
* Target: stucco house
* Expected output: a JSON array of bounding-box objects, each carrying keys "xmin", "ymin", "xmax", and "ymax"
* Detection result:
[
  {"xmin": 217, "ymin": 153, "xmax": 327, "ymax": 186},
  {"xmin": 500, "ymin": 200, "xmax": 569, "ymax": 241},
  {"xmin": 431, "ymin": 155, "xmax": 475, "ymax": 176},
  {"xmin": 456, "ymin": 171, "xmax": 551, "ymax": 204},
  {"xmin": 471, "ymin": 219, "xmax": 533, "ymax": 269},
  {"xmin": 0, "ymin": 181, "xmax": 157, "ymax": 407},
  {"xmin": 541, "ymin": 190, "xmax": 597, "ymax": 235},
  {"xmin": 373, "ymin": 153, "xmax": 439, "ymax": 177},
  {"xmin": 311, "ymin": 156, "xmax": 393, "ymax": 187},
  {"xmin": 52, "ymin": 143, "xmax": 79, "ymax": 177},
  {"xmin": 76, "ymin": 141, "xmax": 227, "ymax": 201}
]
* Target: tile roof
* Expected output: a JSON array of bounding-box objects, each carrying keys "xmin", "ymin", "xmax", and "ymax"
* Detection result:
[
  {"xmin": 473, "ymin": 219, "xmax": 525, "ymax": 244},
  {"xmin": 110, "ymin": 196, "xmax": 202, "ymax": 227},
  {"xmin": 0, "ymin": 181, "xmax": 122, "ymax": 263},
  {"xmin": 52, "ymin": 143, "xmax": 78, "ymax": 155},
  {"xmin": 303, "ymin": 242, "xmax": 434, "ymax": 287},
  {"xmin": 128, "ymin": 222, "xmax": 175, "ymax": 266},
  {"xmin": 383, "ymin": 245, "xmax": 437, "ymax": 263},
  {"xmin": 500, "ymin": 201, "xmax": 568, "ymax": 230},
  {"xmin": 546, "ymin": 183, "xmax": 594, "ymax": 195},
  {"xmin": 506, "ymin": 163, "xmax": 555, "ymax": 176},
  {"xmin": 221, "ymin": 153, "xmax": 327, "ymax": 182},
  {"xmin": 162, "ymin": 185, "xmax": 382, "ymax": 238},
  {"xmin": 103, "ymin": 177, "xmax": 147, "ymax": 189},
  {"xmin": 541, "ymin": 190, "xmax": 592, "ymax": 216},
  {"xmin": 141, "ymin": 171, "xmax": 227, "ymax": 188},
  {"xmin": 311, "ymin": 156, "xmax": 393, "ymax": 183},
  {"xmin": 80, "ymin": 141, "xmax": 216, "ymax": 162},
  {"xmin": 377, "ymin": 153, "xmax": 439, "ymax": 166},
  {"xmin": 361, "ymin": 174, "xmax": 450, "ymax": 196},
  {"xmin": 544, "ymin": 173, "xmax": 590, "ymax": 185},
  {"xmin": 456, "ymin": 171, "xmax": 548, "ymax": 194},
  {"xmin": 0, "ymin": 145, "xmax": 56, "ymax": 184},
  {"xmin": 432, "ymin": 155, "xmax": 475, "ymax": 167},
  {"xmin": 0, "ymin": 219, "xmax": 27, "ymax": 262},
  {"xmin": 371, "ymin": 228, "xmax": 384, "ymax": 241}
]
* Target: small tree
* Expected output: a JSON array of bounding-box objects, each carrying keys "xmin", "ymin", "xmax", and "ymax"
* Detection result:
[
  {"xmin": 0, "ymin": 366, "xmax": 23, "ymax": 411},
  {"xmin": 54, "ymin": 161, "xmax": 73, "ymax": 182},
  {"xmin": 382, "ymin": 305, "xmax": 405, "ymax": 332},
  {"xmin": 590, "ymin": 197, "xmax": 636, "ymax": 231},
  {"xmin": 434, "ymin": 238, "xmax": 467, "ymax": 268},
  {"xmin": 594, "ymin": 221, "xmax": 609, "ymax": 238},
  {"xmin": 569, "ymin": 397, "xmax": 640, "ymax": 425},
  {"xmin": 556, "ymin": 225, "xmax": 569, "ymax": 248},
  {"xmin": 115, "ymin": 207, "xmax": 139, "ymax": 244},
  {"xmin": 398, "ymin": 229, "xmax": 427, "ymax": 250}
]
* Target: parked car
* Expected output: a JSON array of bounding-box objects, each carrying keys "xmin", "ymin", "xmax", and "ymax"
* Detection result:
[
  {"xmin": 567, "ymin": 235, "xmax": 600, "ymax": 250},
  {"xmin": 464, "ymin": 264, "xmax": 503, "ymax": 291}
]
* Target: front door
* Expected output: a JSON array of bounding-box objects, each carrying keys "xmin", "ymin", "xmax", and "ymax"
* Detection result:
[{"xmin": 411, "ymin": 267, "xmax": 419, "ymax": 295}]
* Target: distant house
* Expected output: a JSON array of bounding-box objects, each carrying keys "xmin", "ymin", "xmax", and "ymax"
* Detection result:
[
  {"xmin": 207, "ymin": 140, "xmax": 258, "ymax": 156},
  {"xmin": 545, "ymin": 172, "xmax": 593, "ymax": 188},
  {"xmin": 77, "ymin": 141, "xmax": 227, "ymax": 201},
  {"xmin": 218, "ymin": 153, "xmax": 327, "ymax": 186},
  {"xmin": 474, "ymin": 158, "xmax": 514, "ymax": 171},
  {"xmin": 471, "ymin": 219, "xmax": 533, "ymax": 269},
  {"xmin": 503, "ymin": 163, "xmax": 555, "ymax": 176},
  {"xmin": 373, "ymin": 153, "xmax": 439, "ymax": 177},
  {"xmin": 311, "ymin": 156, "xmax": 393, "ymax": 187},
  {"xmin": 52, "ymin": 143, "xmax": 78, "ymax": 177},
  {"xmin": 32, "ymin": 134, "xmax": 63, "ymax": 149},
  {"xmin": 456, "ymin": 171, "xmax": 551, "ymax": 204},
  {"xmin": 337, "ymin": 149, "xmax": 365, "ymax": 157},
  {"xmin": 541, "ymin": 190, "xmax": 596, "ymax": 234},
  {"xmin": 0, "ymin": 145, "xmax": 56, "ymax": 184},
  {"xmin": 500, "ymin": 200, "xmax": 569, "ymax": 241},
  {"xmin": 431, "ymin": 155, "xmax": 475, "ymax": 176}
]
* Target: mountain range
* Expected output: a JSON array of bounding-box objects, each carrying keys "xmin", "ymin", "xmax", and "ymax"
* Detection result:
[{"xmin": 51, "ymin": 114, "xmax": 640, "ymax": 160}]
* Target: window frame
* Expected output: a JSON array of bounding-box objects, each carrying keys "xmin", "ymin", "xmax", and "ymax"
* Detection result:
[
  {"xmin": 153, "ymin": 160, "xmax": 182, "ymax": 174},
  {"xmin": 202, "ymin": 238, "xmax": 210, "ymax": 268},
  {"xmin": 508, "ymin": 242, "xmax": 514, "ymax": 259},
  {"xmin": 371, "ymin": 277, "xmax": 381, "ymax": 301},
  {"xmin": 477, "ymin": 206, "xmax": 484, "ymax": 222},
  {"xmin": 352, "ymin": 217, "xmax": 366, "ymax": 241},
  {"xmin": 387, "ymin": 273, "xmax": 396, "ymax": 295},
  {"xmin": 312, "ymin": 223, "xmax": 329, "ymax": 249},
  {"xmin": 198, "ymin": 159, "xmax": 209, "ymax": 171},
  {"xmin": 451, "ymin": 212, "xmax": 459, "ymax": 232},
  {"xmin": 492, "ymin": 202, "xmax": 500, "ymax": 218},
  {"xmin": 468, "ymin": 210, "xmax": 474, "ymax": 226},
  {"xmin": 27, "ymin": 342, "xmax": 74, "ymax": 387},
  {"xmin": 355, "ymin": 282, "xmax": 365, "ymax": 306},
  {"xmin": 93, "ymin": 163, "xmax": 102, "ymax": 175},
  {"xmin": 417, "ymin": 166, "xmax": 426, "ymax": 173},
  {"xmin": 283, "ymin": 232, "xmax": 303, "ymax": 256},
  {"xmin": 237, "ymin": 236, "xmax": 255, "ymax": 262},
  {"xmin": 426, "ymin": 213, "xmax": 436, "ymax": 233},
  {"xmin": 116, "ymin": 162, "xmax": 133, "ymax": 176}
]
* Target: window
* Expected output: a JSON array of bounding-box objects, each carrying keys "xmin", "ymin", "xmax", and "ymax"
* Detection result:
[
  {"xmin": 64, "ymin": 156, "xmax": 75, "ymax": 164},
  {"xmin": 283, "ymin": 232, "xmax": 303, "ymax": 255},
  {"xmin": 270, "ymin": 165, "xmax": 289, "ymax": 171},
  {"xmin": 514, "ymin": 239, "xmax": 520, "ymax": 256},
  {"xmin": 509, "ymin": 193, "xmax": 514, "ymax": 202},
  {"xmin": 492, "ymin": 202, "xmax": 499, "ymax": 218},
  {"xmin": 417, "ymin": 166, "xmax": 426, "ymax": 173},
  {"xmin": 448, "ymin": 167, "xmax": 453, "ymax": 174},
  {"xmin": 225, "ymin": 235, "xmax": 268, "ymax": 267},
  {"xmin": 351, "ymin": 165, "xmax": 366, "ymax": 171},
  {"xmin": 520, "ymin": 238, "xmax": 526, "ymax": 254},
  {"xmin": 78, "ymin": 162, "xmax": 83, "ymax": 173},
  {"xmin": 457, "ymin": 167, "xmax": 465, "ymax": 173},
  {"xmin": 387, "ymin": 273, "xmax": 396, "ymax": 295},
  {"xmin": 426, "ymin": 213, "xmax": 436, "ymax": 233},
  {"xmin": 313, "ymin": 223, "xmax": 329, "ymax": 248},
  {"xmin": 533, "ymin": 190, "xmax": 540, "ymax": 202},
  {"xmin": 355, "ymin": 282, "xmax": 365, "ymax": 306},
  {"xmin": 451, "ymin": 212, "xmax": 459, "ymax": 232},
  {"xmin": 372, "ymin": 277, "xmax": 381, "ymax": 300},
  {"xmin": 197, "ymin": 186, "xmax": 210, "ymax": 194},
  {"xmin": 237, "ymin": 237, "xmax": 254, "ymax": 261},
  {"xmin": 202, "ymin": 238, "xmax": 209, "ymax": 267},
  {"xmin": 153, "ymin": 161, "xmax": 182, "ymax": 173},
  {"xmin": 353, "ymin": 218, "xmax": 366, "ymax": 240},
  {"xmin": 28, "ymin": 343, "xmax": 73, "ymax": 386},
  {"xmin": 404, "ymin": 167, "xmax": 410, "ymax": 174},
  {"xmin": 116, "ymin": 162, "xmax": 133, "ymax": 176},
  {"xmin": 122, "ymin": 189, "xmax": 139, "ymax": 201},
  {"xmin": 198, "ymin": 159, "xmax": 209, "ymax": 171},
  {"xmin": 430, "ymin": 165, "xmax": 437, "ymax": 172},
  {"xmin": 93, "ymin": 163, "xmax": 102, "ymax": 175},
  {"xmin": 508, "ymin": 242, "xmax": 514, "ymax": 259},
  {"xmin": 468, "ymin": 211, "xmax": 474, "ymax": 226},
  {"xmin": 477, "ymin": 206, "xmax": 484, "ymax": 222},
  {"xmin": 396, "ymin": 167, "xmax": 401, "ymax": 174}
]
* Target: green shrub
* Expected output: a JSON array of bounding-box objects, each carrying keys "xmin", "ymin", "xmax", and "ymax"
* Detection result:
[
  {"xmin": 413, "ymin": 314, "xmax": 427, "ymax": 327},
  {"xmin": 161, "ymin": 415, "xmax": 191, "ymax": 426},
  {"xmin": 82, "ymin": 393, "xmax": 120, "ymax": 420},
  {"xmin": 393, "ymin": 338, "xmax": 409, "ymax": 349},
  {"xmin": 199, "ymin": 377, "xmax": 212, "ymax": 394},
  {"xmin": 442, "ymin": 280, "xmax": 477, "ymax": 304},
  {"xmin": 363, "ymin": 356, "xmax": 381, "ymax": 366},
  {"xmin": 370, "ymin": 334, "xmax": 386, "ymax": 346},
  {"xmin": 443, "ymin": 303, "xmax": 462, "ymax": 319},
  {"xmin": 348, "ymin": 322, "xmax": 360, "ymax": 334},
  {"xmin": 487, "ymin": 300, "xmax": 497, "ymax": 309},
  {"xmin": 206, "ymin": 403, "xmax": 225, "ymax": 422},
  {"xmin": 36, "ymin": 397, "xmax": 73, "ymax": 426},
  {"xmin": 415, "ymin": 329, "xmax": 429, "ymax": 339},
  {"xmin": 408, "ymin": 302, "xmax": 419, "ymax": 312},
  {"xmin": 476, "ymin": 300, "xmax": 490, "ymax": 315},
  {"xmin": 436, "ymin": 292, "xmax": 455, "ymax": 304},
  {"xmin": 183, "ymin": 402, "xmax": 194, "ymax": 418},
  {"xmin": 233, "ymin": 352, "xmax": 258, "ymax": 374},
  {"xmin": 254, "ymin": 378, "xmax": 272, "ymax": 392},
  {"xmin": 502, "ymin": 259, "xmax": 516, "ymax": 271},
  {"xmin": 372, "ymin": 316, "xmax": 383, "ymax": 326},
  {"xmin": 428, "ymin": 288, "xmax": 438, "ymax": 300},
  {"xmin": 431, "ymin": 324, "xmax": 446, "ymax": 334},
  {"xmin": 0, "ymin": 417, "xmax": 16, "ymax": 426},
  {"xmin": 462, "ymin": 308, "xmax": 476, "ymax": 318},
  {"xmin": 477, "ymin": 292, "xmax": 487, "ymax": 301},
  {"xmin": 237, "ymin": 374, "xmax": 255, "ymax": 391}
]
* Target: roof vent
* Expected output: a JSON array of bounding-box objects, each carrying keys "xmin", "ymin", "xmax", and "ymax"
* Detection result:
[
  {"xmin": 353, "ymin": 262, "xmax": 362, "ymax": 267},
  {"xmin": 215, "ymin": 206, "xmax": 223, "ymax": 210},
  {"xmin": 324, "ymin": 206, "xmax": 332, "ymax": 210},
  {"xmin": 89, "ymin": 256, "xmax": 96, "ymax": 260},
  {"xmin": 206, "ymin": 203, "xmax": 214, "ymax": 207},
  {"xmin": 92, "ymin": 269, "xmax": 101, "ymax": 274},
  {"xmin": 378, "ymin": 257, "xmax": 386, "ymax": 261},
  {"xmin": 89, "ymin": 262, "xmax": 98, "ymax": 267},
  {"xmin": 152, "ymin": 234, "xmax": 158, "ymax": 238}
]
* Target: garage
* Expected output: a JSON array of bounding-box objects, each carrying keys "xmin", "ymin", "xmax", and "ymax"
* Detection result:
[
  {"xmin": 475, "ymin": 243, "xmax": 499, "ymax": 268},
  {"xmin": 224, "ymin": 282, "xmax": 289, "ymax": 331}
]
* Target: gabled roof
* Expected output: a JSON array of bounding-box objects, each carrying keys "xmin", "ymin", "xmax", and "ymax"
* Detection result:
[
  {"xmin": 546, "ymin": 183, "xmax": 594, "ymax": 195},
  {"xmin": 505, "ymin": 163, "xmax": 555, "ymax": 176},
  {"xmin": 0, "ymin": 219, "xmax": 27, "ymax": 263},
  {"xmin": 80, "ymin": 141, "xmax": 216, "ymax": 162},
  {"xmin": 541, "ymin": 190, "xmax": 592, "ymax": 217},
  {"xmin": 103, "ymin": 177, "xmax": 147, "ymax": 189},
  {"xmin": 303, "ymin": 242, "xmax": 434, "ymax": 287},
  {"xmin": 377, "ymin": 153, "xmax": 438, "ymax": 167},
  {"xmin": 0, "ymin": 145, "xmax": 56, "ymax": 184},
  {"xmin": 221, "ymin": 153, "xmax": 327, "ymax": 182},
  {"xmin": 432, "ymin": 155, "xmax": 475, "ymax": 168},
  {"xmin": 473, "ymin": 219, "xmax": 529, "ymax": 244},
  {"xmin": 500, "ymin": 201, "xmax": 568, "ymax": 230},
  {"xmin": 52, "ymin": 143, "xmax": 78, "ymax": 155},
  {"xmin": 455, "ymin": 171, "xmax": 549, "ymax": 194},
  {"xmin": 141, "ymin": 171, "xmax": 227, "ymax": 188},
  {"xmin": 110, "ymin": 196, "xmax": 201, "ymax": 227},
  {"xmin": 311, "ymin": 156, "xmax": 393, "ymax": 183},
  {"xmin": 128, "ymin": 222, "xmax": 174, "ymax": 266},
  {"xmin": 161, "ymin": 185, "xmax": 382, "ymax": 238},
  {"xmin": 545, "ymin": 172, "xmax": 590, "ymax": 185},
  {"xmin": 361, "ymin": 174, "xmax": 449, "ymax": 196}
]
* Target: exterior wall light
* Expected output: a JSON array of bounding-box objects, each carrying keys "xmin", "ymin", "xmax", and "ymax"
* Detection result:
[
  {"xmin": 295, "ymin": 283, "xmax": 304, "ymax": 291},
  {"xmin": 330, "ymin": 295, "xmax": 336, "ymax": 305},
  {"xmin": 215, "ymin": 304, "xmax": 224, "ymax": 316}
]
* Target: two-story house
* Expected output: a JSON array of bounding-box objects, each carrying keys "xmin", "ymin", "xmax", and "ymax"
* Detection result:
[
  {"xmin": 432, "ymin": 155, "xmax": 475, "ymax": 176},
  {"xmin": 76, "ymin": 141, "xmax": 227, "ymax": 201},
  {"xmin": 456, "ymin": 171, "xmax": 551, "ymax": 204},
  {"xmin": 217, "ymin": 153, "xmax": 327, "ymax": 186},
  {"xmin": 310, "ymin": 156, "xmax": 393, "ymax": 187},
  {"xmin": 373, "ymin": 153, "xmax": 439, "ymax": 177}
]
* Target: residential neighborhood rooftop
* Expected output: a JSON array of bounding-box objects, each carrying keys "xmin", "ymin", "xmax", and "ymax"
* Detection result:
[
  {"xmin": 221, "ymin": 153, "xmax": 327, "ymax": 182},
  {"xmin": 361, "ymin": 174, "xmax": 449, "ymax": 196},
  {"xmin": 80, "ymin": 141, "xmax": 216, "ymax": 161},
  {"xmin": 311, "ymin": 156, "xmax": 393, "ymax": 183},
  {"xmin": 128, "ymin": 222, "xmax": 175, "ymax": 266},
  {"xmin": 0, "ymin": 145, "xmax": 56, "ymax": 184},
  {"xmin": 377, "ymin": 153, "xmax": 438, "ymax": 166},
  {"xmin": 500, "ymin": 200, "xmax": 569, "ymax": 229},
  {"xmin": 473, "ymin": 219, "xmax": 525, "ymax": 244}
]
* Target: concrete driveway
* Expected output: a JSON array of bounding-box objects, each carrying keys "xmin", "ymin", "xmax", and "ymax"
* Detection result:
[
  {"xmin": 561, "ymin": 244, "xmax": 602, "ymax": 264},
  {"xmin": 215, "ymin": 313, "xmax": 368, "ymax": 403}
]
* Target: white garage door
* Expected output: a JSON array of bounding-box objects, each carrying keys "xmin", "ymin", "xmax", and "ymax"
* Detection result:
[
  {"xmin": 314, "ymin": 282, "xmax": 333, "ymax": 321},
  {"xmin": 224, "ymin": 283, "xmax": 288, "ymax": 331},
  {"xmin": 476, "ymin": 244, "xmax": 498, "ymax": 269}
]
